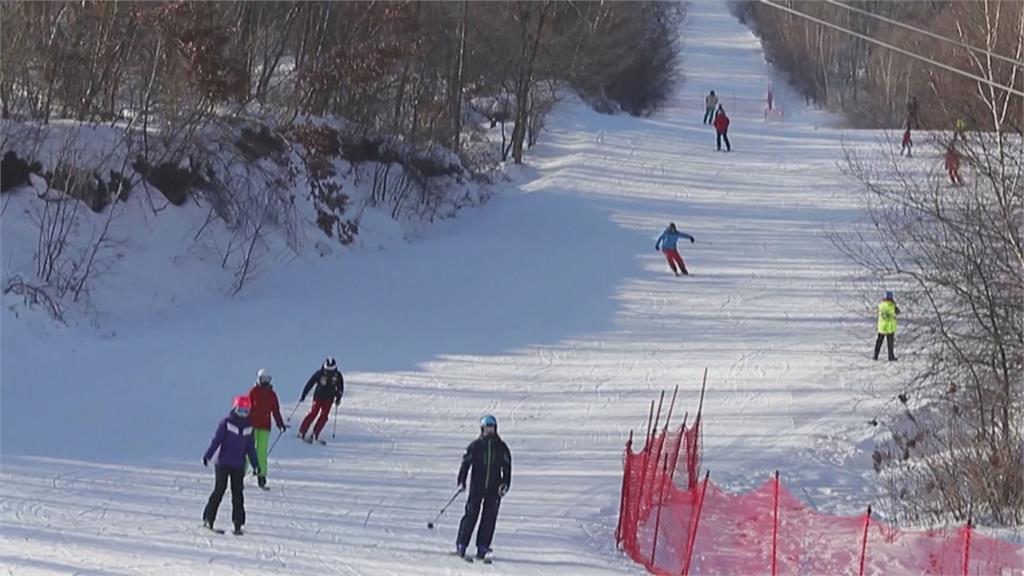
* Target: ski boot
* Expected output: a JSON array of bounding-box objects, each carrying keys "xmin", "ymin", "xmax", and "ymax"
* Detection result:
[{"xmin": 476, "ymin": 546, "xmax": 492, "ymax": 563}]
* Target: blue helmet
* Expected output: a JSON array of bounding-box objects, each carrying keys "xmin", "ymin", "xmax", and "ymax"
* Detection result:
[{"xmin": 480, "ymin": 414, "xmax": 497, "ymax": 428}]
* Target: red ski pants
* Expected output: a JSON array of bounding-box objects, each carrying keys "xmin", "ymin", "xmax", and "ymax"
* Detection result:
[
  {"xmin": 300, "ymin": 399, "xmax": 333, "ymax": 438},
  {"xmin": 662, "ymin": 248, "xmax": 687, "ymax": 274}
]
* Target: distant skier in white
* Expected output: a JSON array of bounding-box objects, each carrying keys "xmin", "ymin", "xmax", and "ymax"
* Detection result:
[{"xmin": 703, "ymin": 90, "xmax": 719, "ymax": 124}]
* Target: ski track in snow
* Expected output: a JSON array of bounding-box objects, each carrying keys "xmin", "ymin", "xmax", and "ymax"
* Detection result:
[{"xmin": 0, "ymin": 2, "xmax": 938, "ymax": 574}]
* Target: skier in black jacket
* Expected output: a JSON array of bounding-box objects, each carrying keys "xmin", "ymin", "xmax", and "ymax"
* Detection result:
[
  {"xmin": 455, "ymin": 414, "xmax": 511, "ymax": 561},
  {"xmin": 297, "ymin": 356, "xmax": 344, "ymax": 443}
]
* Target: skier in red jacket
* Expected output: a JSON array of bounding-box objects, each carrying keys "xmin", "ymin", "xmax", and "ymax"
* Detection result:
[
  {"xmin": 248, "ymin": 369, "xmax": 287, "ymax": 489},
  {"xmin": 945, "ymin": 144, "xmax": 962, "ymax": 185},
  {"xmin": 713, "ymin": 106, "xmax": 731, "ymax": 152}
]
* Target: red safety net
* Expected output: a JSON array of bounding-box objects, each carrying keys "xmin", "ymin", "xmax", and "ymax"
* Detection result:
[{"xmin": 616, "ymin": 418, "xmax": 1024, "ymax": 575}]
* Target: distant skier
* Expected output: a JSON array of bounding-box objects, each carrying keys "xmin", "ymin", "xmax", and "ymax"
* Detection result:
[
  {"xmin": 655, "ymin": 222, "xmax": 695, "ymax": 277},
  {"xmin": 873, "ymin": 291, "xmax": 900, "ymax": 362},
  {"xmin": 713, "ymin": 106, "xmax": 731, "ymax": 152},
  {"xmin": 703, "ymin": 90, "xmax": 719, "ymax": 124},
  {"xmin": 900, "ymin": 128, "xmax": 913, "ymax": 157},
  {"xmin": 906, "ymin": 96, "xmax": 920, "ymax": 129},
  {"xmin": 954, "ymin": 118, "xmax": 967, "ymax": 141},
  {"xmin": 202, "ymin": 395, "xmax": 260, "ymax": 535},
  {"xmin": 248, "ymin": 369, "xmax": 287, "ymax": 489},
  {"xmin": 455, "ymin": 415, "xmax": 512, "ymax": 562},
  {"xmin": 945, "ymin": 144, "xmax": 962, "ymax": 185},
  {"xmin": 298, "ymin": 357, "xmax": 344, "ymax": 444}
]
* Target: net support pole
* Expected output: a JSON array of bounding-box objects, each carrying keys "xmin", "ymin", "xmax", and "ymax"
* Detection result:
[
  {"xmin": 682, "ymin": 470, "xmax": 711, "ymax": 576},
  {"xmin": 663, "ymin": 384, "xmax": 679, "ymax": 433},
  {"xmin": 771, "ymin": 470, "xmax": 780, "ymax": 576},
  {"xmin": 640, "ymin": 391, "xmax": 668, "ymax": 515},
  {"xmin": 858, "ymin": 505, "xmax": 872, "ymax": 576},
  {"xmin": 615, "ymin": 430, "xmax": 634, "ymax": 547},
  {"xmin": 652, "ymin": 389, "xmax": 666, "ymax": 442},
  {"xmin": 667, "ymin": 415, "xmax": 687, "ymax": 486},
  {"xmin": 636, "ymin": 399, "xmax": 656, "ymax": 524},
  {"xmin": 649, "ymin": 454, "xmax": 670, "ymax": 567},
  {"xmin": 962, "ymin": 517, "xmax": 973, "ymax": 576}
]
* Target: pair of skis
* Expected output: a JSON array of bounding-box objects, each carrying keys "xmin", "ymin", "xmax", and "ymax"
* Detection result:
[
  {"xmin": 451, "ymin": 551, "xmax": 493, "ymax": 564},
  {"xmin": 203, "ymin": 524, "xmax": 242, "ymax": 536},
  {"xmin": 299, "ymin": 433, "xmax": 327, "ymax": 446}
]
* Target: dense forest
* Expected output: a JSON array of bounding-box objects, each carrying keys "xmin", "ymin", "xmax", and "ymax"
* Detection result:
[
  {"xmin": 1, "ymin": 1, "xmax": 682, "ymax": 163},
  {"xmin": 734, "ymin": 0, "xmax": 1023, "ymax": 129}
]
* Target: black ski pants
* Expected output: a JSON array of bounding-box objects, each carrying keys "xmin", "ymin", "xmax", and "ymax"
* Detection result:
[
  {"xmin": 203, "ymin": 465, "xmax": 246, "ymax": 528},
  {"xmin": 874, "ymin": 333, "xmax": 896, "ymax": 361},
  {"xmin": 457, "ymin": 489, "xmax": 501, "ymax": 551},
  {"xmin": 716, "ymin": 131, "xmax": 731, "ymax": 151}
]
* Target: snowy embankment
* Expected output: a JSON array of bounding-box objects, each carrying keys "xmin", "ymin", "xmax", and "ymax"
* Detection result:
[{"xmin": 4, "ymin": 2, "xmax": 1012, "ymax": 575}]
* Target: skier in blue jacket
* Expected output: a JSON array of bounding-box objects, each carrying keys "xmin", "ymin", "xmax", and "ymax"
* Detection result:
[
  {"xmin": 202, "ymin": 395, "xmax": 260, "ymax": 534},
  {"xmin": 655, "ymin": 223, "xmax": 696, "ymax": 276}
]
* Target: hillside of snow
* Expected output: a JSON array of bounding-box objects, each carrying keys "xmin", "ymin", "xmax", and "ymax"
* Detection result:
[{"xmin": 3, "ymin": 2, "xmax": 1011, "ymax": 575}]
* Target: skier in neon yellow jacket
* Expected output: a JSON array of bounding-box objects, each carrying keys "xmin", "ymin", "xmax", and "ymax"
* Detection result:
[{"xmin": 873, "ymin": 291, "xmax": 900, "ymax": 361}]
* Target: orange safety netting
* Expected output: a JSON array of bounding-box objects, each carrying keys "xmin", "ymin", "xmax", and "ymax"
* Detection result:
[{"xmin": 616, "ymin": 420, "xmax": 1024, "ymax": 575}]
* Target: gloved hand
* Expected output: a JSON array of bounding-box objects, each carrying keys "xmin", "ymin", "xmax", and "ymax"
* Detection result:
[
  {"xmin": 458, "ymin": 482, "xmax": 466, "ymax": 492},
  {"xmin": 299, "ymin": 396, "xmax": 306, "ymax": 403},
  {"xmin": 654, "ymin": 245, "xmax": 659, "ymax": 251},
  {"xmin": 202, "ymin": 457, "xmax": 209, "ymax": 467},
  {"xmin": 690, "ymin": 237, "xmax": 695, "ymax": 243},
  {"xmin": 498, "ymin": 484, "xmax": 509, "ymax": 497},
  {"xmin": 253, "ymin": 467, "xmax": 261, "ymax": 477},
  {"xmin": 335, "ymin": 398, "xmax": 341, "ymax": 406},
  {"xmin": 279, "ymin": 424, "xmax": 290, "ymax": 432}
]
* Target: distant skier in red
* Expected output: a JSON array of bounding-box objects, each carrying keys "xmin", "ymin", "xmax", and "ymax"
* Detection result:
[
  {"xmin": 713, "ymin": 106, "xmax": 731, "ymax": 152},
  {"xmin": 655, "ymin": 223, "xmax": 696, "ymax": 276},
  {"xmin": 900, "ymin": 128, "xmax": 913, "ymax": 157},
  {"xmin": 945, "ymin": 144, "xmax": 962, "ymax": 185}
]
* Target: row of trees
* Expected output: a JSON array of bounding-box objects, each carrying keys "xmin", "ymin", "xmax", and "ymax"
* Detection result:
[
  {"xmin": 735, "ymin": 0, "xmax": 1023, "ymax": 129},
  {"xmin": 1, "ymin": 1, "xmax": 683, "ymax": 163}
]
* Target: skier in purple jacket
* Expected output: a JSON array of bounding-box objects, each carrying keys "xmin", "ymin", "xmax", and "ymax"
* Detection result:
[{"xmin": 202, "ymin": 395, "xmax": 260, "ymax": 534}]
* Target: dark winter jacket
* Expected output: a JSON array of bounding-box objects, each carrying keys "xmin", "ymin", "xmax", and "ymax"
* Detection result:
[
  {"xmin": 458, "ymin": 433, "xmax": 512, "ymax": 496},
  {"xmin": 301, "ymin": 368, "xmax": 344, "ymax": 404},
  {"xmin": 204, "ymin": 412, "xmax": 260, "ymax": 470},
  {"xmin": 249, "ymin": 382, "xmax": 285, "ymax": 430},
  {"xmin": 713, "ymin": 112, "xmax": 730, "ymax": 133}
]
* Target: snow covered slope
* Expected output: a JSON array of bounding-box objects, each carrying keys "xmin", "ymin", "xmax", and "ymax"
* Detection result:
[{"xmin": 1, "ymin": 2, "xmax": 928, "ymax": 574}]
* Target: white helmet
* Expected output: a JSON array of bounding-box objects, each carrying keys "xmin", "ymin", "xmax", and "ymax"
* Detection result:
[{"xmin": 257, "ymin": 369, "xmax": 272, "ymax": 384}]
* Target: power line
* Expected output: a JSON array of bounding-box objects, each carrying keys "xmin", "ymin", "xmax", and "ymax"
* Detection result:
[
  {"xmin": 758, "ymin": 0, "xmax": 1024, "ymax": 98},
  {"xmin": 823, "ymin": 0, "xmax": 1023, "ymax": 69}
]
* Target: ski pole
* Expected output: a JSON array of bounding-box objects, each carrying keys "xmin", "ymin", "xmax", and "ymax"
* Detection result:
[
  {"xmin": 427, "ymin": 486, "xmax": 465, "ymax": 529},
  {"xmin": 267, "ymin": 428, "xmax": 285, "ymax": 457},
  {"xmin": 286, "ymin": 399, "xmax": 302, "ymax": 422},
  {"xmin": 331, "ymin": 402, "xmax": 339, "ymax": 439}
]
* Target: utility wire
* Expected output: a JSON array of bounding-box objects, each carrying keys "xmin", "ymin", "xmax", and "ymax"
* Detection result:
[
  {"xmin": 823, "ymin": 0, "xmax": 1023, "ymax": 68},
  {"xmin": 758, "ymin": 0, "xmax": 1024, "ymax": 98}
]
